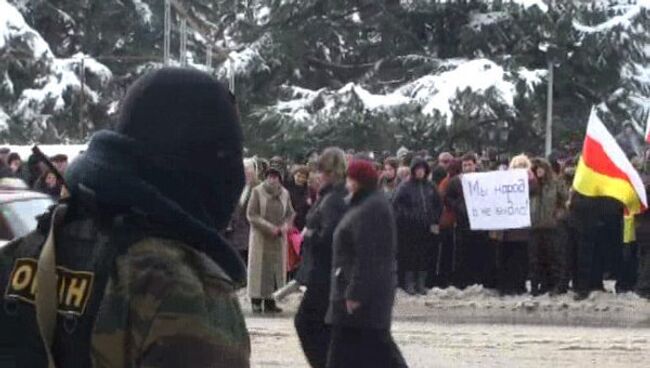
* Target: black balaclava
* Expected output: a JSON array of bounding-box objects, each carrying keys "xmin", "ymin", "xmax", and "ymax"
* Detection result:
[
  {"xmin": 114, "ymin": 67, "xmax": 244, "ymax": 230},
  {"xmin": 65, "ymin": 68, "xmax": 246, "ymax": 281}
]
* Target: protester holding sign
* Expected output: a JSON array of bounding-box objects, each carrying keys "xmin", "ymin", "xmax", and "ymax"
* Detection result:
[
  {"xmin": 495, "ymin": 155, "xmax": 533, "ymax": 296},
  {"xmin": 444, "ymin": 152, "xmax": 491, "ymax": 288}
]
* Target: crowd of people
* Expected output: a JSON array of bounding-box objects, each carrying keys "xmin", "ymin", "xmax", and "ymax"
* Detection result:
[
  {"xmin": 4, "ymin": 67, "xmax": 650, "ymax": 368},
  {"xmin": 227, "ymin": 145, "xmax": 650, "ymax": 311},
  {"xmin": 0, "ymin": 147, "xmax": 68, "ymax": 199}
]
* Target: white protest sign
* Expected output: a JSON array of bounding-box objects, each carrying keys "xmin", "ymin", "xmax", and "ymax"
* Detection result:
[{"xmin": 461, "ymin": 169, "xmax": 531, "ymax": 230}]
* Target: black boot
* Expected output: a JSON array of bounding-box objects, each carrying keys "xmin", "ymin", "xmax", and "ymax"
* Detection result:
[
  {"xmin": 530, "ymin": 280, "xmax": 541, "ymax": 297},
  {"xmin": 264, "ymin": 299, "xmax": 283, "ymax": 314},
  {"xmin": 573, "ymin": 290, "xmax": 590, "ymax": 301},
  {"xmin": 403, "ymin": 272, "xmax": 417, "ymax": 295},
  {"xmin": 251, "ymin": 298, "xmax": 263, "ymax": 314},
  {"xmin": 416, "ymin": 272, "xmax": 429, "ymax": 296},
  {"xmin": 550, "ymin": 285, "xmax": 568, "ymax": 296}
]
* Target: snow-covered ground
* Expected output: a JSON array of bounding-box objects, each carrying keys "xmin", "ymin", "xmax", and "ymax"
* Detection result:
[
  {"xmin": 242, "ymin": 283, "xmax": 650, "ymax": 367},
  {"xmin": 247, "ymin": 317, "xmax": 650, "ymax": 367}
]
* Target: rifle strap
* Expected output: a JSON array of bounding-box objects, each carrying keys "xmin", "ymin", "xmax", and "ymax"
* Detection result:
[{"xmin": 35, "ymin": 204, "xmax": 68, "ymax": 368}]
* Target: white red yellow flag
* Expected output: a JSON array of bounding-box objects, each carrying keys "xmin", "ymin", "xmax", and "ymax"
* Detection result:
[{"xmin": 573, "ymin": 109, "xmax": 647, "ymax": 216}]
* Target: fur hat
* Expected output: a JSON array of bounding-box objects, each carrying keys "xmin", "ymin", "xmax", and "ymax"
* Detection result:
[
  {"xmin": 410, "ymin": 157, "xmax": 431, "ymax": 177},
  {"xmin": 396, "ymin": 147, "xmax": 409, "ymax": 159},
  {"xmin": 347, "ymin": 159, "xmax": 379, "ymax": 189},
  {"xmin": 266, "ymin": 162, "xmax": 284, "ymax": 178}
]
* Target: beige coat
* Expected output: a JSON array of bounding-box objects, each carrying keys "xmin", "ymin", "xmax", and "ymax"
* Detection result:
[{"xmin": 246, "ymin": 182, "xmax": 294, "ymax": 299}]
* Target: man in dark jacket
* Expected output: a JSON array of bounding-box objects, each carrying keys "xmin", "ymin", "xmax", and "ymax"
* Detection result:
[
  {"xmin": 295, "ymin": 148, "xmax": 348, "ymax": 368},
  {"xmin": 325, "ymin": 159, "xmax": 406, "ymax": 368},
  {"xmin": 444, "ymin": 152, "xmax": 491, "ymax": 289},
  {"xmin": 393, "ymin": 158, "xmax": 442, "ymax": 295},
  {"xmin": 571, "ymin": 192, "xmax": 624, "ymax": 300}
]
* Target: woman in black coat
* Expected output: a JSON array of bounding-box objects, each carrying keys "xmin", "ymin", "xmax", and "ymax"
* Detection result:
[
  {"xmin": 325, "ymin": 159, "xmax": 407, "ymax": 368},
  {"xmin": 392, "ymin": 158, "xmax": 443, "ymax": 295},
  {"xmin": 295, "ymin": 148, "xmax": 348, "ymax": 368}
]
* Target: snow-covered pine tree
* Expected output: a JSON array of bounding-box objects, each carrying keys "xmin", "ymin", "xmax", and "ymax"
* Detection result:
[{"xmin": 1, "ymin": 0, "xmax": 648, "ymax": 156}]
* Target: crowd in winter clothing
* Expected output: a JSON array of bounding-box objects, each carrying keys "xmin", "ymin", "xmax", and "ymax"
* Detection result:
[
  {"xmin": 0, "ymin": 147, "xmax": 69, "ymax": 199},
  {"xmin": 226, "ymin": 145, "xmax": 650, "ymax": 309}
]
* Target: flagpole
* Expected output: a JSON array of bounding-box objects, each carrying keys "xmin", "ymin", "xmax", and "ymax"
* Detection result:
[
  {"xmin": 545, "ymin": 60, "xmax": 553, "ymax": 157},
  {"xmin": 545, "ymin": 0, "xmax": 556, "ymax": 157}
]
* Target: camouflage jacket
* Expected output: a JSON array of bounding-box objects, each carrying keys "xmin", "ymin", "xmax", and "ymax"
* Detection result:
[
  {"xmin": 0, "ymin": 209, "xmax": 250, "ymax": 368},
  {"xmin": 92, "ymin": 238, "xmax": 251, "ymax": 368}
]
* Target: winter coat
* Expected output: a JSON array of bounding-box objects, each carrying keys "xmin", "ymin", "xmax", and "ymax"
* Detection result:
[
  {"xmin": 297, "ymin": 182, "xmax": 348, "ymax": 286},
  {"xmin": 246, "ymin": 182, "xmax": 295, "ymax": 299},
  {"xmin": 636, "ymin": 178, "xmax": 650, "ymax": 241},
  {"xmin": 1, "ymin": 126, "xmax": 253, "ymax": 368},
  {"xmin": 438, "ymin": 175, "xmax": 457, "ymax": 229},
  {"xmin": 636, "ymin": 179, "xmax": 650, "ymax": 296},
  {"xmin": 392, "ymin": 161, "xmax": 443, "ymax": 271},
  {"xmin": 569, "ymin": 192, "xmax": 624, "ymax": 231},
  {"xmin": 393, "ymin": 177, "xmax": 442, "ymax": 242},
  {"xmin": 286, "ymin": 180, "xmax": 311, "ymax": 231},
  {"xmin": 0, "ymin": 207, "xmax": 251, "ymax": 368},
  {"xmin": 226, "ymin": 184, "xmax": 255, "ymax": 253},
  {"xmin": 530, "ymin": 178, "xmax": 567, "ymax": 229},
  {"xmin": 500, "ymin": 228, "xmax": 530, "ymax": 242},
  {"xmin": 0, "ymin": 164, "xmax": 12, "ymax": 179},
  {"xmin": 326, "ymin": 189, "xmax": 398, "ymax": 330}
]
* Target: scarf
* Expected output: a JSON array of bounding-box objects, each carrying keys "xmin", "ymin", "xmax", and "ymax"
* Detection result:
[
  {"xmin": 65, "ymin": 130, "xmax": 246, "ymax": 285},
  {"xmin": 263, "ymin": 180, "xmax": 282, "ymax": 198}
]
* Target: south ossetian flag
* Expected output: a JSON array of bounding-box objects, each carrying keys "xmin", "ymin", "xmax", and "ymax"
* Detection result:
[{"xmin": 573, "ymin": 109, "xmax": 648, "ymax": 218}]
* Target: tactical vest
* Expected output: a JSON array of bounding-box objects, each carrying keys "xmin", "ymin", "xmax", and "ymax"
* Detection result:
[{"xmin": 0, "ymin": 202, "xmax": 141, "ymax": 368}]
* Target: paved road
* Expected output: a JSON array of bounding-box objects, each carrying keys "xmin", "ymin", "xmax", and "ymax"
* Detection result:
[
  {"xmin": 241, "ymin": 286, "xmax": 650, "ymax": 367},
  {"xmin": 247, "ymin": 315, "xmax": 650, "ymax": 368}
]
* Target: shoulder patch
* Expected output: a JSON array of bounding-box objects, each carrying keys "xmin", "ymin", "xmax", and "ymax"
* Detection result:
[{"xmin": 4, "ymin": 258, "xmax": 94, "ymax": 316}]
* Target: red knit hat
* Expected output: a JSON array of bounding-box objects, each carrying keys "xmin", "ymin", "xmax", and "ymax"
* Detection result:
[{"xmin": 347, "ymin": 159, "xmax": 379, "ymax": 189}]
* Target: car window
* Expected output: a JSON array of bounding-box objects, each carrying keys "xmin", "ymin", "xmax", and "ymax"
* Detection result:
[{"xmin": 0, "ymin": 198, "xmax": 53, "ymax": 240}]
